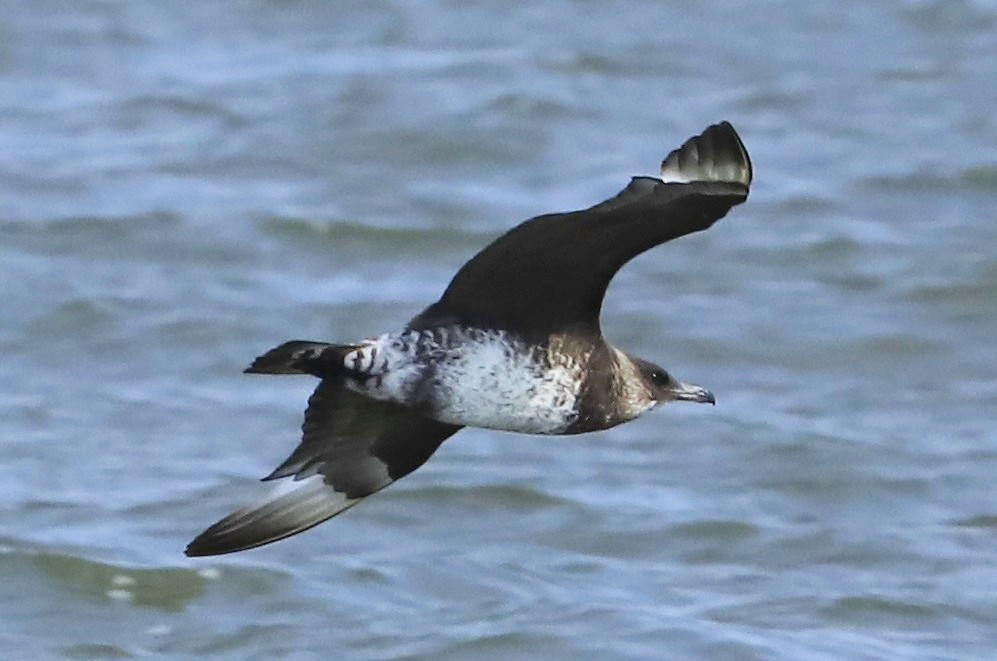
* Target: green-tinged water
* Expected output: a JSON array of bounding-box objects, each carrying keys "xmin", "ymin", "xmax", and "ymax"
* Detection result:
[{"xmin": 2, "ymin": 1, "xmax": 996, "ymax": 659}]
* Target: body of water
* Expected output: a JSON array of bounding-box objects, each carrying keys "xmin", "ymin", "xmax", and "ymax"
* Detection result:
[{"xmin": 1, "ymin": 1, "xmax": 995, "ymax": 658}]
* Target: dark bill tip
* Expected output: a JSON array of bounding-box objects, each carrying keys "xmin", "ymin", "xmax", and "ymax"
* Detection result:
[{"xmin": 671, "ymin": 382, "xmax": 715, "ymax": 405}]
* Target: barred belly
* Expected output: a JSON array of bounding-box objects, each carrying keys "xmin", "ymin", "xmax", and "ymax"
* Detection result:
[{"xmin": 339, "ymin": 327, "xmax": 587, "ymax": 435}]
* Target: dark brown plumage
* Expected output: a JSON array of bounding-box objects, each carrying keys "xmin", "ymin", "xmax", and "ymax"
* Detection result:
[{"xmin": 186, "ymin": 121, "xmax": 752, "ymax": 557}]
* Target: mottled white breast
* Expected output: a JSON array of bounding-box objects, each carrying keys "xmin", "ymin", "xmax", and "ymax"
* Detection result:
[{"xmin": 339, "ymin": 327, "xmax": 586, "ymax": 435}]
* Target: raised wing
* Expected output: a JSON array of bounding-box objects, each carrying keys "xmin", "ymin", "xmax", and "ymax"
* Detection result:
[
  {"xmin": 185, "ymin": 382, "xmax": 461, "ymax": 556},
  {"xmin": 409, "ymin": 122, "xmax": 752, "ymax": 337}
]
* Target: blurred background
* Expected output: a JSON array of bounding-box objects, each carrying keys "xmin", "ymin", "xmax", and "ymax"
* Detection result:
[{"xmin": 1, "ymin": 1, "xmax": 995, "ymax": 658}]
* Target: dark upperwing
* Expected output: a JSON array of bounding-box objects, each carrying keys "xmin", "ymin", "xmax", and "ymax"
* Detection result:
[{"xmin": 409, "ymin": 121, "xmax": 752, "ymax": 337}]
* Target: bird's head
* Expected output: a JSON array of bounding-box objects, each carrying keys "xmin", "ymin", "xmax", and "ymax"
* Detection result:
[{"xmin": 635, "ymin": 359, "xmax": 715, "ymax": 407}]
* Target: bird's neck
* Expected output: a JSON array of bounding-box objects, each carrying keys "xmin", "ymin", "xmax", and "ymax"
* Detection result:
[{"xmin": 564, "ymin": 342, "xmax": 656, "ymax": 433}]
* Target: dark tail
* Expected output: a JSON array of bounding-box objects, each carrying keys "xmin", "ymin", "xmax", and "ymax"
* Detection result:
[{"xmin": 244, "ymin": 340, "xmax": 358, "ymax": 377}]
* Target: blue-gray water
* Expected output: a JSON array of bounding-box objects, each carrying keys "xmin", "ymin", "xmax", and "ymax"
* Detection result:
[{"xmin": 2, "ymin": 1, "xmax": 996, "ymax": 659}]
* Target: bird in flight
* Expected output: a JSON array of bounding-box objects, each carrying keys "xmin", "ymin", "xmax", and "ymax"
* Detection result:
[{"xmin": 186, "ymin": 121, "xmax": 753, "ymax": 557}]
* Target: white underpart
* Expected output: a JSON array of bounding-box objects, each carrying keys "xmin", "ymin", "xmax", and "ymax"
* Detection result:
[
  {"xmin": 340, "ymin": 328, "xmax": 585, "ymax": 434},
  {"xmin": 433, "ymin": 331, "xmax": 585, "ymax": 434}
]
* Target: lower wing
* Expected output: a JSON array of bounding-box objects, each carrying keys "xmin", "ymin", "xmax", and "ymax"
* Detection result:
[{"xmin": 185, "ymin": 381, "xmax": 462, "ymax": 556}]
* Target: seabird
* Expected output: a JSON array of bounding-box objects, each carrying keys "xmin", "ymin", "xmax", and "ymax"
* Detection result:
[{"xmin": 185, "ymin": 121, "xmax": 753, "ymax": 557}]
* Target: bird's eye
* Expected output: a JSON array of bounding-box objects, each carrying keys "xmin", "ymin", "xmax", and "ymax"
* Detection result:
[{"xmin": 651, "ymin": 370, "xmax": 669, "ymax": 386}]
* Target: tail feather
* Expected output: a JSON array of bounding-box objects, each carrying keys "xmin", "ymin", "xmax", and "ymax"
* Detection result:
[{"xmin": 244, "ymin": 340, "xmax": 356, "ymax": 376}]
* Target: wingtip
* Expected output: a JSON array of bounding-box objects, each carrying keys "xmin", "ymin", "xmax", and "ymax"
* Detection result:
[
  {"xmin": 182, "ymin": 524, "xmax": 271, "ymax": 558},
  {"xmin": 183, "ymin": 538, "xmax": 215, "ymax": 558},
  {"xmin": 660, "ymin": 121, "xmax": 752, "ymax": 189},
  {"xmin": 184, "ymin": 518, "xmax": 252, "ymax": 557},
  {"xmin": 184, "ymin": 476, "xmax": 365, "ymax": 557},
  {"xmin": 184, "ymin": 526, "xmax": 232, "ymax": 557}
]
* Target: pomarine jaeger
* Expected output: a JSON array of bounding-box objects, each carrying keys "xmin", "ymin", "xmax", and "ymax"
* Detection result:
[{"xmin": 186, "ymin": 121, "xmax": 753, "ymax": 557}]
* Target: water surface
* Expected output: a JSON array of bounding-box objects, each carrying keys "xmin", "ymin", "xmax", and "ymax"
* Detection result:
[{"xmin": 1, "ymin": 1, "xmax": 995, "ymax": 658}]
